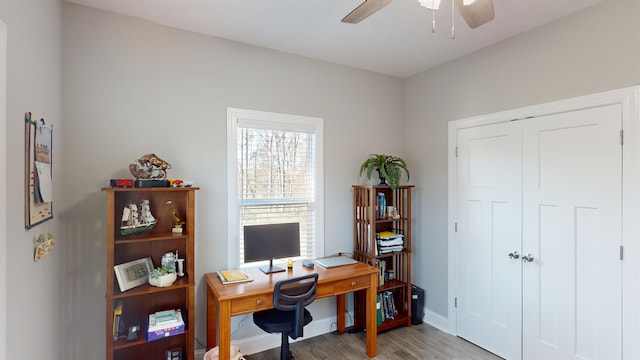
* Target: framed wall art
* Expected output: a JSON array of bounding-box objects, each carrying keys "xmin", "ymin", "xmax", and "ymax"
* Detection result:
[{"xmin": 24, "ymin": 112, "xmax": 53, "ymax": 229}]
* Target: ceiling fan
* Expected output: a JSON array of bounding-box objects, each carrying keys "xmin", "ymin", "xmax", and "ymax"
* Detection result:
[{"xmin": 342, "ymin": 0, "xmax": 495, "ymax": 33}]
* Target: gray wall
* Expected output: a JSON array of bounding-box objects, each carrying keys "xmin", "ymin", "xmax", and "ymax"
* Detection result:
[
  {"xmin": 0, "ymin": 18, "xmax": 5, "ymax": 360},
  {"xmin": 1, "ymin": 0, "xmax": 639, "ymax": 359},
  {"xmin": 61, "ymin": 3, "xmax": 403, "ymax": 358},
  {"xmin": 405, "ymin": 0, "xmax": 640, "ymax": 321},
  {"xmin": 0, "ymin": 1, "xmax": 62, "ymax": 360}
]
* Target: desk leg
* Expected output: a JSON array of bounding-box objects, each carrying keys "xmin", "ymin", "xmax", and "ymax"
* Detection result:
[
  {"xmin": 336, "ymin": 294, "xmax": 346, "ymax": 334},
  {"xmin": 365, "ymin": 272, "xmax": 377, "ymax": 357},
  {"xmin": 217, "ymin": 300, "xmax": 232, "ymax": 360},
  {"xmin": 207, "ymin": 285, "xmax": 218, "ymax": 349}
]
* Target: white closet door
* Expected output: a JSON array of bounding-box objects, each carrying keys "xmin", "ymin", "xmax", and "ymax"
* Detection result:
[
  {"xmin": 456, "ymin": 121, "xmax": 523, "ymax": 359},
  {"xmin": 522, "ymin": 105, "xmax": 622, "ymax": 360}
]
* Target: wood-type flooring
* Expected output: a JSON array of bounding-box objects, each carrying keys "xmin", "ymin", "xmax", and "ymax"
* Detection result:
[{"xmin": 244, "ymin": 323, "xmax": 503, "ymax": 360}]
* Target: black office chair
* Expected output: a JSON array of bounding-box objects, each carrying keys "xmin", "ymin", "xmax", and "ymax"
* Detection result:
[{"xmin": 253, "ymin": 273, "xmax": 319, "ymax": 360}]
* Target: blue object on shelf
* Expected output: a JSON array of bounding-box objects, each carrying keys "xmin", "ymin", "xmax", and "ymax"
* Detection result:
[{"xmin": 377, "ymin": 193, "xmax": 386, "ymax": 219}]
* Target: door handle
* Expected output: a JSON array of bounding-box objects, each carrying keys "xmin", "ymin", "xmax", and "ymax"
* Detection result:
[
  {"xmin": 508, "ymin": 251, "xmax": 520, "ymax": 259},
  {"xmin": 522, "ymin": 254, "xmax": 534, "ymax": 263}
]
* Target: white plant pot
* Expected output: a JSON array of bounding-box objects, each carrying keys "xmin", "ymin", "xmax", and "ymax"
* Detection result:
[{"xmin": 149, "ymin": 272, "xmax": 177, "ymax": 287}]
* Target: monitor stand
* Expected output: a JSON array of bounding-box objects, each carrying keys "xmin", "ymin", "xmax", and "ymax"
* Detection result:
[{"xmin": 259, "ymin": 258, "xmax": 285, "ymax": 274}]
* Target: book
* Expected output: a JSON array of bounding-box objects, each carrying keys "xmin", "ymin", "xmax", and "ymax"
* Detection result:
[
  {"xmin": 147, "ymin": 310, "xmax": 185, "ymax": 342},
  {"xmin": 376, "ymin": 294, "xmax": 383, "ymax": 325},
  {"xmin": 217, "ymin": 270, "xmax": 252, "ymax": 284},
  {"xmin": 377, "ymin": 231, "xmax": 403, "ymax": 239},
  {"xmin": 377, "ymin": 237, "xmax": 404, "ymax": 246},
  {"xmin": 378, "ymin": 245, "xmax": 404, "ymax": 254},
  {"xmin": 113, "ymin": 300, "xmax": 123, "ymax": 341},
  {"xmin": 155, "ymin": 309, "xmax": 177, "ymax": 323},
  {"xmin": 385, "ymin": 291, "xmax": 396, "ymax": 320},
  {"xmin": 375, "ymin": 259, "xmax": 386, "ymax": 286}
]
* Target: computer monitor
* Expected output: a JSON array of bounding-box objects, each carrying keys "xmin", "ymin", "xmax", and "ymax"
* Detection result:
[{"xmin": 243, "ymin": 222, "xmax": 301, "ymax": 274}]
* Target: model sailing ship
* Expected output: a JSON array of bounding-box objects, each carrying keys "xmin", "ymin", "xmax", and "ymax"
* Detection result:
[{"xmin": 121, "ymin": 199, "xmax": 157, "ymax": 235}]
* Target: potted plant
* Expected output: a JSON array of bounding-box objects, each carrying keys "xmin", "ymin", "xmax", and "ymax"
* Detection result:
[
  {"xmin": 149, "ymin": 266, "xmax": 177, "ymax": 287},
  {"xmin": 359, "ymin": 154, "xmax": 410, "ymax": 190}
]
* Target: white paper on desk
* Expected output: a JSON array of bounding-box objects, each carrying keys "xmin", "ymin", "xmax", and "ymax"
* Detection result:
[{"xmin": 35, "ymin": 161, "xmax": 53, "ymax": 203}]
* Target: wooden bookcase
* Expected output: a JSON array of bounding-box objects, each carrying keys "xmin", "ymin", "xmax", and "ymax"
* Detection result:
[
  {"xmin": 102, "ymin": 187, "xmax": 198, "ymax": 360},
  {"xmin": 352, "ymin": 185, "xmax": 413, "ymax": 332}
]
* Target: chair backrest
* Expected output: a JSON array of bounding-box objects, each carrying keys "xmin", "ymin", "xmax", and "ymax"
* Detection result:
[{"xmin": 273, "ymin": 273, "xmax": 319, "ymax": 339}]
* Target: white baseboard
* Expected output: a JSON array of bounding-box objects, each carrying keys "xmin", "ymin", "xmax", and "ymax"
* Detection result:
[
  {"xmin": 424, "ymin": 309, "xmax": 453, "ymax": 335},
  {"xmin": 233, "ymin": 315, "xmax": 342, "ymax": 355},
  {"xmin": 194, "ymin": 348, "xmax": 205, "ymax": 360}
]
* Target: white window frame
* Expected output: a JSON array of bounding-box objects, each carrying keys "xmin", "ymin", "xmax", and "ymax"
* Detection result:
[{"xmin": 227, "ymin": 108, "xmax": 324, "ymax": 269}]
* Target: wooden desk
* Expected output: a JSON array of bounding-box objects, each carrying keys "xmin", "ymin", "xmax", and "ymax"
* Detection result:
[{"xmin": 205, "ymin": 261, "xmax": 378, "ymax": 359}]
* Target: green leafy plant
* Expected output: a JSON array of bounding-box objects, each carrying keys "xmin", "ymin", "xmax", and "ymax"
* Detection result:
[
  {"xmin": 150, "ymin": 266, "xmax": 173, "ymax": 279},
  {"xmin": 359, "ymin": 154, "xmax": 410, "ymax": 190}
]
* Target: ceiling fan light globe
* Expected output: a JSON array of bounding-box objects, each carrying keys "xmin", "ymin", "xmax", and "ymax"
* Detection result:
[{"xmin": 418, "ymin": 0, "xmax": 441, "ymax": 10}]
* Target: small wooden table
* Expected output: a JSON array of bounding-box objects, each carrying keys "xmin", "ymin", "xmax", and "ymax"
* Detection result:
[{"xmin": 205, "ymin": 261, "xmax": 378, "ymax": 359}]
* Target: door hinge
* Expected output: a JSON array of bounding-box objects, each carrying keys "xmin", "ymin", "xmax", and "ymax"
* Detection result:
[
  {"xmin": 455, "ymin": 146, "xmax": 458, "ymax": 157},
  {"xmin": 620, "ymin": 130, "xmax": 624, "ymax": 146},
  {"xmin": 620, "ymin": 245, "xmax": 624, "ymax": 260},
  {"xmin": 455, "ymin": 297, "xmax": 458, "ymax": 308},
  {"xmin": 454, "ymin": 222, "xmax": 458, "ymax": 232}
]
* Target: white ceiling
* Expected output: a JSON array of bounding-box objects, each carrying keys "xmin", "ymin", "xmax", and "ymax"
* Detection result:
[{"xmin": 66, "ymin": 0, "xmax": 605, "ymax": 78}]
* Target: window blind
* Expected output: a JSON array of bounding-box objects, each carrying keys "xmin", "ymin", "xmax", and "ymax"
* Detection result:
[{"xmin": 236, "ymin": 124, "xmax": 317, "ymax": 265}]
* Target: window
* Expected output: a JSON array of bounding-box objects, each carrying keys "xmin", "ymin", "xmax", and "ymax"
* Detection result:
[{"xmin": 227, "ymin": 108, "xmax": 324, "ymax": 268}]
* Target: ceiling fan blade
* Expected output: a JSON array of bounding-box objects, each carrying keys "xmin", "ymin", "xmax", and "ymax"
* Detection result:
[
  {"xmin": 455, "ymin": 0, "xmax": 495, "ymax": 29},
  {"xmin": 342, "ymin": 0, "xmax": 392, "ymax": 24}
]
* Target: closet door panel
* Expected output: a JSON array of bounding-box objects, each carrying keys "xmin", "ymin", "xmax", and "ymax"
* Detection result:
[
  {"xmin": 522, "ymin": 105, "xmax": 622, "ymax": 360},
  {"xmin": 455, "ymin": 121, "xmax": 522, "ymax": 360}
]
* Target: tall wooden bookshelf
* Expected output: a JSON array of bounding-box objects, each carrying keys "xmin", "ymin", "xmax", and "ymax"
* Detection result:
[
  {"xmin": 352, "ymin": 185, "xmax": 413, "ymax": 332},
  {"xmin": 102, "ymin": 187, "xmax": 198, "ymax": 360}
]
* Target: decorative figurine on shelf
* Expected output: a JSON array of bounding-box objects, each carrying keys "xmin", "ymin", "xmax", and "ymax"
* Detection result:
[
  {"xmin": 176, "ymin": 258, "xmax": 185, "ymax": 277},
  {"xmin": 129, "ymin": 153, "xmax": 172, "ymax": 180},
  {"xmin": 161, "ymin": 251, "xmax": 177, "ymax": 273},
  {"xmin": 120, "ymin": 199, "xmax": 157, "ymax": 235},
  {"xmin": 149, "ymin": 250, "xmax": 181, "ymax": 287},
  {"xmin": 174, "ymin": 249, "xmax": 185, "ymax": 277},
  {"xmin": 166, "ymin": 200, "xmax": 185, "ymax": 234},
  {"xmin": 149, "ymin": 266, "xmax": 177, "ymax": 287},
  {"xmin": 169, "ymin": 179, "xmax": 195, "ymax": 188}
]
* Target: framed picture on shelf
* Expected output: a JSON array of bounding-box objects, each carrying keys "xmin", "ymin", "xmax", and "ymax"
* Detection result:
[{"xmin": 114, "ymin": 257, "xmax": 153, "ymax": 292}]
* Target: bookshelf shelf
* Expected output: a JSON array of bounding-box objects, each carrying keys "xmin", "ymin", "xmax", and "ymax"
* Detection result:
[
  {"xmin": 111, "ymin": 277, "xmax": 194, "ymax": 298},
  {"xmin": 114, "ymin": 233, "xmax": 189, "ymax": 245}
]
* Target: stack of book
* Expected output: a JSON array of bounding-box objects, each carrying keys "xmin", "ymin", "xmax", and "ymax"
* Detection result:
[
  {"xmin": 376, "ymin": 231, "xmax": 404, "ymax": 254},
  {"xmin": 217, "ymin": 269, "xmax": 252, "ymax": 284},
  {"xmin": 376, "ymin": 291, "xmax": 397, "ymax": 325},
  {"xmin": 147, "ymin": 309, "xmax": 185, "ymax": 342}
]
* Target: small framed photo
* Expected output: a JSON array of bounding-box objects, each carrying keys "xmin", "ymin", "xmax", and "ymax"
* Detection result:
[{"xmin": 114, "ymin": 257, "xmax": 153, "ymax": 292}]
